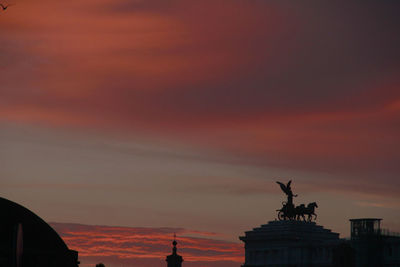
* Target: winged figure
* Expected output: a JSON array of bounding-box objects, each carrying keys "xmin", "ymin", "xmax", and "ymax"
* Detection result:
[
  {"xmin": 276, "ymin": 180, "xmax": 297, "ymax": 206},
  {"xmin": 276, "ymin": 180, "xmax": 292, "ymax": 195}
]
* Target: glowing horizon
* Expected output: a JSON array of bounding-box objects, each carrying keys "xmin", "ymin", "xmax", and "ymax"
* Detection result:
[{"xmin": 51, "ymin": 222, "xmax": 243, "ymax": 267}]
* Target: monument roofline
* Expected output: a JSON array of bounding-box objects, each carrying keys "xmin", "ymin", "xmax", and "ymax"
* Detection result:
[{"xmin": 349, "ymin": 218, "xmax": 382, "ymax": 221}]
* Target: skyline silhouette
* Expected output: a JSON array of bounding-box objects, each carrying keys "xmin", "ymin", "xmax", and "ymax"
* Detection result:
[{"xmin": 2, "ymin": 192, "xmax": 399, "ymax": 267}]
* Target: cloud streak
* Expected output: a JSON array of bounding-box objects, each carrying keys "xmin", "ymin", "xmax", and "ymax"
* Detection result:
[{"xmin": 50, "ymin": 223, "xmax": 243, "ymax": 267}]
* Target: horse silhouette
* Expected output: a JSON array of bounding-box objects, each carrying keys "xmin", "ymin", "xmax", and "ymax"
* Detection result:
[{"xmin": 296, "ymin": 202, "xmax": 318, "ymax": 221}]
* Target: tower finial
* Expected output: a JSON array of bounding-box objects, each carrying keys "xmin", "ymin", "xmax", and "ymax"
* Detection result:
[{"xmin": 172, "ymin": 233, "xmax": 177, "ymax": 254}]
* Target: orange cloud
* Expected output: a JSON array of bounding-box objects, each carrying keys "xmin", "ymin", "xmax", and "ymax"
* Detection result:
[{"xmin": 50, "ymin": 223, "xmax": 243, "ymax": 267}]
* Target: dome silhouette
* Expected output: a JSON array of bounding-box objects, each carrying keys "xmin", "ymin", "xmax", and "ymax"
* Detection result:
[{"xmin": 0, "ymin": 197, "xmax": 79, "ymax": 267}]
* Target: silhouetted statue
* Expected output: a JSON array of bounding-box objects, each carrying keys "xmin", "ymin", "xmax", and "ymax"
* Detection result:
[
  {"xmin": 276, "ymin": 180, "xmax": 297, "ymax": 220},
  {"xmin": 276, "ymin": 180, "xmax": 297, "ymax": 207},
  {"xmin": 95, "ymin": 263, "xmax": 105, "ymax": 267},
  {"xmin": 276, "ymin": 180, "xmax": 318, "ymax": 221}
]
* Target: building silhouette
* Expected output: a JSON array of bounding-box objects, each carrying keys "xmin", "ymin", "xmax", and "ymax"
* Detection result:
[
  {"xmin": 239, "ymin": 181, "xmax": 400, "ymax": 267},
  {"xmin": 350, "ymin": 218, "xmax": 400, "ymax": 267},
  {"xmin": 240, "ymin": 220, "xmax": 341, "ymax": 266},
  {"xmin": 239, "ymin": 217, "xmax": 400, "ymax": 267},
  {"xmin": 0, "ymin": 197, "xmax": 79, "ymax": 267},
  {"xmin": 166, "ymin": 235, "xmax": 183, "ymax": 267}
]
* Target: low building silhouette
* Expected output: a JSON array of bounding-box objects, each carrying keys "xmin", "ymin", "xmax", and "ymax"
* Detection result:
[
  {"xmin": 350, "ymin": 218, "xmax": 400, "ymax": 267},
  {"xmin": 0, "ymin": 197, "xmax": 79, "ymax": 267}
]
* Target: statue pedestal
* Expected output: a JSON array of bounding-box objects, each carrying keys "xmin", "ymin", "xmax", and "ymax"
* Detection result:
[{"xmin": 239, "ymin": 220, "xmax": 340, "ymax": 267}]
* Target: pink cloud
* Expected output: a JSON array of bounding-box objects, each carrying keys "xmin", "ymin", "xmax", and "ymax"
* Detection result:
[
  {"xmin": 50, "ymin": 223, "xmax": 243, "ymax": 267},
  {"xmin": 1, "ymin": 1, "xmax": 399, "ymax": 198}
]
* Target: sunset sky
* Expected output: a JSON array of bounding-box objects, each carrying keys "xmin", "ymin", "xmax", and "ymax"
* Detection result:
[{"xmin": 1, "ymin": 1, "xmax": 400, "ymax": 266}]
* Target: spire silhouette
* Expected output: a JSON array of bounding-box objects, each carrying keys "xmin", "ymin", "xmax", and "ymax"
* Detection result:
[
  {"xmin": 172, "ymin": 233, "xmax": 177, "ymax": 254},
  {"xmin": 166, "ymin": 234, "xmax": 183, "ymax": 267}
]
